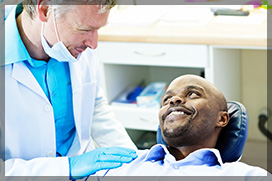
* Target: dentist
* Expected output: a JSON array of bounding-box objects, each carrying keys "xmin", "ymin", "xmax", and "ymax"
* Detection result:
[{"xmin": 2, "ymin": 0, "xmax": 137, "ymax": 179}]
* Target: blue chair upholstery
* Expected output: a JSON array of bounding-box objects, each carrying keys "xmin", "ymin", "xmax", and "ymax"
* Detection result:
[{"xmin": 157, "ymin": 101, "xmax": 249, "ymax": 163}]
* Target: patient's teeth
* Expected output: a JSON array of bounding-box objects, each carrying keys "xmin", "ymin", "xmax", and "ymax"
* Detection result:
[{"xmin": 170, "ymin": 111, "xmax": 185, "ymax": 116}]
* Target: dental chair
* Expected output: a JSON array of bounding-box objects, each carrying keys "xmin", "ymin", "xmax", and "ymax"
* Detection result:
[{"xmin": 157, "ymin": 101, "xmax": 249, "ymax": 163}]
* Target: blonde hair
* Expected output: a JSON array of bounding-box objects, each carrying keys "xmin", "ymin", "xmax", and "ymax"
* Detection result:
[{"xmin": 23, "ymin": 0, "xmax": 117, "ymax": 20}]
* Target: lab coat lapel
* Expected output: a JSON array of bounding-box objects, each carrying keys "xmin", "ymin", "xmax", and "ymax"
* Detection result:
[
  {"xmin": 11, "ymin": 62, "xmax": 49, "ymax": 102},
  {"xmin": 68, "ymin": 61, "xmax": 82, "ymax": 154}
]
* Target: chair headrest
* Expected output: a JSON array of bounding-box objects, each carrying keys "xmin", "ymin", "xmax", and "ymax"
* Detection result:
[{"xmin": 156, "ymin": 101, "xmax": 249, "ymax": 163}]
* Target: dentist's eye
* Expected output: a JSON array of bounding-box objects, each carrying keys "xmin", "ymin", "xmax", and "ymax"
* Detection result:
[{"xmin": 76, "ymin": 28, "xmax": 96, "ymax": 33}]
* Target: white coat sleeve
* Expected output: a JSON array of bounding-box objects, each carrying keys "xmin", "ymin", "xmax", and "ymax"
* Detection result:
[
  {"xmin": 91, "ymin": 88, "xmax": 137, "ymax": 150},
  {"xmin": 1, "ymin": 157, "xmax": 70, "ymax": 179}
]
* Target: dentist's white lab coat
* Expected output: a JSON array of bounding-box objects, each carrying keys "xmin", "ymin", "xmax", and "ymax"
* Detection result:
[{"xmin": 2, "ymin": 47, "xmax": 136, "ymax": 177}]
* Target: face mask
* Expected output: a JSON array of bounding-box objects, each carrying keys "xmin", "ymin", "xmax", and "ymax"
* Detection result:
[{"xmin": 41, "ymin": 10, "xmax": 80, "ymax": 62}]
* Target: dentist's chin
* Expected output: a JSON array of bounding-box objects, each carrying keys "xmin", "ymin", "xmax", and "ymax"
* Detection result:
[{"xmin": 70, "ymin": 49, "xmax": 82, "ymax": 58}]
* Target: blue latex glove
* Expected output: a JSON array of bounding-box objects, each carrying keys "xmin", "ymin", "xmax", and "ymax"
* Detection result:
[{"xmin": 69, "ymin": 147, "xmax": 137, "ymax": 180}]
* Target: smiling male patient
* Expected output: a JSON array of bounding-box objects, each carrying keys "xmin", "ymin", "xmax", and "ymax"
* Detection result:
[{"xmin": 92, "ymin": 74, "xmax": 270, "ymax": 177}]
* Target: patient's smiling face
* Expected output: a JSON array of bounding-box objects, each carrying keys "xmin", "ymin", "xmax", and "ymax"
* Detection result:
[{"xmin": 159, "ymin": 74, "xmax": 227, "ymax": 148}]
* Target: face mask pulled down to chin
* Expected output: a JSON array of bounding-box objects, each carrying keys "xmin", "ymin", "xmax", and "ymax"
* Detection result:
[{"xmin": 41, "ymin": 33, "xmax": 81, "ymax": 62}]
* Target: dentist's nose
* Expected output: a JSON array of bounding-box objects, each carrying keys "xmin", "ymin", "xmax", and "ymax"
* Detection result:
[{"xmin": 83, "ymin": 30, "xmax": 98, "ymax": 49}]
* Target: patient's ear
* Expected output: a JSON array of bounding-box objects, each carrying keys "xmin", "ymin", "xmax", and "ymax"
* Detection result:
[{"xmin": 216, "ymin": 111, "xmax": 229, "ymax": 128}]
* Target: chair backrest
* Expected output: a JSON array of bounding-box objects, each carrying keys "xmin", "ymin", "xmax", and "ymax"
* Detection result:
[{"xmin": 156, "ymin": 101, "xmax": 249, "ymax": 163}]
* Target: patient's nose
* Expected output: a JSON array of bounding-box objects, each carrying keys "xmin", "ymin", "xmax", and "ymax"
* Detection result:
[{"xmin": 170, "ymin": 96, "xmax": 184, "ymax": 105}]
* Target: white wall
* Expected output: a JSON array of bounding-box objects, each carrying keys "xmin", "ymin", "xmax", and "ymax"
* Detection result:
[
  {"xmin": 241, "ymin": 49, "xmax": 267, "ymax": 141},
  {"xmin": 240, "ymin": 49, "xmax": 269, "ymax": 170}
]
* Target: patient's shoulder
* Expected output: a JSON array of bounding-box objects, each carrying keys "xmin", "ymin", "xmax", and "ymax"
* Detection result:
[{"xmin": 93, "ymin": 149, "xmax": 150, "ymax": 176}]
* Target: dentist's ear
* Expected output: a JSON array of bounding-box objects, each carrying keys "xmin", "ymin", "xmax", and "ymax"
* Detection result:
[
  {"xmin": 37, "ymin": 0, "xmax": 50, "ymax": 22},
  {"xmin": 216, "ymin": 111, "xmax": 229, "ymax": 128}
]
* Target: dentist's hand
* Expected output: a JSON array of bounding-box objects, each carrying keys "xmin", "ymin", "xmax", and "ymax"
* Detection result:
[{"xmin": 69, "ymin": 147, "xmax": 137, "ymax": 180}]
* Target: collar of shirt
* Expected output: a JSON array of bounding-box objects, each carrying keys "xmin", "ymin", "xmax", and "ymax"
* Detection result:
[
  {"xmin": 144, "ymin": 144, "xmax": 223, "ymax": 168},
  {"xmin": 4, "ymin": 4, "xmax": 38, "ymax": 66}
]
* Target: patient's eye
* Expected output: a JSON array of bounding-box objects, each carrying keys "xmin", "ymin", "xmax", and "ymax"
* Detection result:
[
  {"xmin": 187, "ymin": 91, "xmax": 200, "ymax": 99},
  {"xmin": 162, "ymin": 96, "xmax": 172, "ymax": 105}
]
